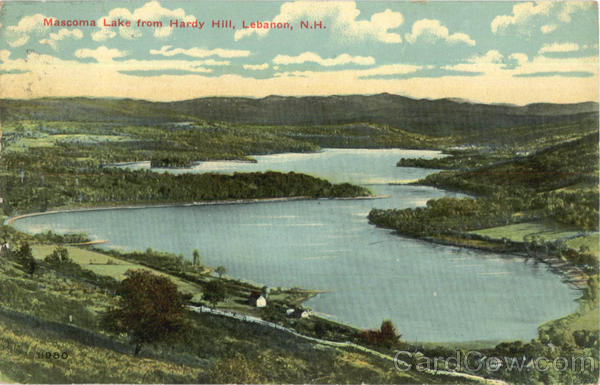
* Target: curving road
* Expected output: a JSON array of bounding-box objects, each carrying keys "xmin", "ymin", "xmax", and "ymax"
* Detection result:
[{"xmin": 188, "ymin": 305, "xmax": 508, "ymax": 385}]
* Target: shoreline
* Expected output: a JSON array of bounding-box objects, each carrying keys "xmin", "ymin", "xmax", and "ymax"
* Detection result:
[
  {"xmin": 5, "ymin": 194, "xmax": 385, "ymax": 225},
  {"xmin": 6, "ymin": 188, "xmax": 587, "ymax": 348},
  {"xmin": 371, "ymin": 221, "xmax": 589, "ymax": 292},
  {"xmin": 382, "ymin": 170, "xmax": 591, "ymax": 292}
]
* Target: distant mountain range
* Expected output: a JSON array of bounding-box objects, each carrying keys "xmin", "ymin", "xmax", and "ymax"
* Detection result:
[{"xmin": 1, "ymin": 93, "xmax": 597, "ymax": 137}]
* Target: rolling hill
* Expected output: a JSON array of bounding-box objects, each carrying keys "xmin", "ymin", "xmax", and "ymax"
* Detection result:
[{"xmin": 1, "ymin": 94, "xmax": 597, "ymax": 137}]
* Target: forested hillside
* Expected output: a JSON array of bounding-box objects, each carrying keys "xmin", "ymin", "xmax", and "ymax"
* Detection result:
[{"xmin": 2, "ymin": 94, "xmax": 597, "ymax": 137}]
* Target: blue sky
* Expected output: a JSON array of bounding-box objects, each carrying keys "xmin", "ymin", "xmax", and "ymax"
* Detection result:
[{"xmin": 0, "ymin": 1, "xmax": 598, "ymax": 104}]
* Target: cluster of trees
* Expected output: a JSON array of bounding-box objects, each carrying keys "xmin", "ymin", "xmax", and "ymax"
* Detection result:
[
  {"xmin": 541, "ymin": 190, "xmax": 599, "ymax": 231},
  {"xmin": 422, "ymin": 132, "xmax": 598, "ymax": 195},
  {"xmin": 1, "ymin": 119, "xmax": 374, "ymax": 218},
  {"xmin": 375, "ymin": 132, "xmax": 599, "ymax": 239},
  {"xmin": 484, "ymin": 325, "xmax": 598, "ymax": 384},
  {"xmin": 2, "ymin": 149, "xmax": 370, "ymax": 214},
  {"xmin": 369, "ymin": 194, "xmax": 528, "ymax": 236},
  {"xmin": 363, "ymin": 320, "xmax": 402, "ymax": 349},
  {"xmin": 44, "ymin": 246, "xmax": 72, "ymax": 265},
  {"xmin": 33, "ymin": 231, "xmax": 90, "ymax": 245},
  {"xmin": 397, "ymin": 152, "xmax": 503, "ymax": 170},
  {"xmin": 370, "ymin": 191, "xmax": 598, "ymax": 238},
  {"xmin": 150, "ymin": 155, "xmax": 194, "ymax": 168}
]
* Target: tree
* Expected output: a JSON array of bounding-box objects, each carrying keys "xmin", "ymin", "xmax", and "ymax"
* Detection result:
[
  {"xmin": 15, "ymin": 242, "xmax": 32, "ymax": 262},
  {"xmin": 215, "ymin": 266, "xmax": 226, "ymax": 278},
  {"xmin": 203, "ymin": 280, "xmax": 227, "ymax": 308},
  {"xmin": 102, "ymin": 269, "xmax": 188, "ymax": 355},
  {"xmin": 364, "ymin": 319, "xmax": 402, "ymax": 348},
  {"xmin": 379, "ymin": 319, "xmax": 402, "ymax": 348},
  {"xmin": 192, "ymin": 249, "xmax": 200, "ymax": 268},
  {"xmin": 24, "ymin": 257, "xmax": 37, "ymax": 276},
  {"xmin": 44, "ymin": 246, "xmax": 71, "ymax": 265},
  {"xmin": 16, "ymin": 242, "xmax": 36, "ymax": 276}
]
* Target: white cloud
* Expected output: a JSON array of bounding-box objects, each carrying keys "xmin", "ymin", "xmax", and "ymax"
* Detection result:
[
  {"xmin": 7, "ymin": 13, "xmax": 47, "ymax": 34},
  {"xmin": 234, "ymin": 2, "xmax": 403, "ymax": 43},
  {"xmin": 1, "ymin": 51, "xmax": 214, "ymax": 84},
  {"xmin": 39, "ymin": 39, "xmax": 56, "ymax": 50},
  {"xmin": 274, "ymin": 63, "xmax": 422, "ymax": 79},
  {"xmin": 198, "ymin": 59, "xmax": 231, "ymax": 66},
  {"xmin": 492, "ymin": 2, "xmax": 593, "ymax": 35},
  {"xmin": 358, "ymin": 64, "xmax": 422, "ymax": 77},
  {"xmin": 49, "ymin": 28, "xmax": 84, "ymax": 41},
  {"xmin": 540, "ymin": 24, "xmax": 557, "ymax": 34},
  {"xmin": 114, "ymin": 58, "xmax": 213, "ymax": 73},
  {"xmin": 443, "ymin": 50, "xmax": 597, "ymax": 80},
  {"xmin": 557, "ymin": 2, "xmax": 591, "ymax": 23},
  {"xmin": 39, "ymin": 28, "xmax": 83, "ymax": 50},
  {"xmin": 149, "ymin": 45, "xmax": 250, "ymax": 58},
  {"xmin": 491, "ymin": 2, "xmax": 552, "ymax": 34},
  {"xmin": 75, "ymin": 46, "xmax": 129, "ymax": 62},
  {"xmin": 72, "ymin": 46, "xmax": 225, "ymax": 71},
  {"xmin": 3, "ymin": 50, "xmax": 212, "ymax": 74},
  {"xmin": 153, "ymin": 26, "xmax": 172, "ymax": 38},
  {"xmin": 6, "ymin": 13, "xmax": 48, "ymax": 47},
  {"xmin": 405, "ymin": 19, "xmax": 475, "ymax": 46},
  {"xmin": 243, "ymin": 63, "xmax": 270, "ymax": 71},
  {"xmin": 91, "ymin": 29, "xmax": 117, "ymax": 42},
  {"xmin": 539, "ymin": 42, "xmax": 580, "ymax": 55},
  {"xmin": 442, "ymin": 50, "xmax": 505, "ymax": 74},
  {"xmin": 273, "ymin": 52, "xmax": 375, "ymax": 67},
  {"xmin": 8, "ymin": 36, "xmax": 30, "ymax": 48},
  {"xmin": 0, "ymin": 51, "xmax": 597, "ymax": 105},
  {"xmin": 0, "ymin": 50, "xmax": 11, "ymax": 62},
  {"xmin": 92, "ymin": 1, "xmax": 196, "ymax": 41},
  {"xmin": 514, "ymin": 55, "xmax": 597, "ymax": 76},
  {"xmin": 365, "ymin": 9, "xmax": 404, "ymax": 43},
  {"xmin": 508, "ymin": 53, "xmax": 529, "ymax": 66}
]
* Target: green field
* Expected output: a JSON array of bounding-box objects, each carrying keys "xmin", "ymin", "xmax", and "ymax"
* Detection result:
[
  {"xmin": 569, "ymin": 308, "xmax": 600, "ymax": 333},
  {"xmin": 6, "ymin": 133, "xmax": 134, "ymax": 153},
  {"xmin": 566, "ymin": 233, "xmax": 600, "ymax": 258},
  {"xmin": 469, "ymin": 221, "xmax": 582, "ymax": 243},
  {"xmin": 31, "ymin": 245, "xmax": 203, "ymax": 296}
]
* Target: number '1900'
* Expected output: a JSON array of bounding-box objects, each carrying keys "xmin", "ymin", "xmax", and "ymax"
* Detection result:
[{"xmin": 36, "ymin": 351, "xmax": 68, "ymax": 359}]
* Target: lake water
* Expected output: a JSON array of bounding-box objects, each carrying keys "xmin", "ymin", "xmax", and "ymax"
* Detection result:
[{"xmin": 12, "ymin": 149, "xmax": 579, "ymax": 342}]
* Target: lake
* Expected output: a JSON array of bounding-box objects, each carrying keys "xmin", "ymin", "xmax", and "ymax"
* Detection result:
[{"xmin": 12, "ymin": 149, "xmax": 579, "ymax": 342}]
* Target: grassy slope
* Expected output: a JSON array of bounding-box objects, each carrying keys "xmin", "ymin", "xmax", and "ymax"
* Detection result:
[
  {"xmin": 31, "ymin": 245, "xmax": 203, "ymax": 296},
  {"xmin": 566, "ymin": 233, "xmax": 600, "ymax": 258},
  {"xmin": 0, "ymin": 249, "xmax": 481, "ymax": 384}
]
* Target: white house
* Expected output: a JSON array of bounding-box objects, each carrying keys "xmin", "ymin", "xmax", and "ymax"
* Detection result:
[
  {"xmin": 286, "ymin": 307, "xmax": 310, "ymax": 319},
  {"xmin": 249, "ymin": 292, "xmax": 267, "ymax": 308}
]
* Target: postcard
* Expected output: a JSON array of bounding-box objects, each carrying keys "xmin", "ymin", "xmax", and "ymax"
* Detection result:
[{"xmin": 0, "ymin": 1, "xmax": 598, "ymax": 384}]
